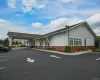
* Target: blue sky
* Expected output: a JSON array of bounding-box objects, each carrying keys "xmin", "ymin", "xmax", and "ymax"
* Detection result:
[{"xmin": 0, "ymin": 0, "xmax": 100, "ymax": 39}]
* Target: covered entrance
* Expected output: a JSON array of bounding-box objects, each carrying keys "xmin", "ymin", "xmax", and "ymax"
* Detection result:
[{"xmin": 7, "ymin": 32, "xmax": 42, "ymax": 47}]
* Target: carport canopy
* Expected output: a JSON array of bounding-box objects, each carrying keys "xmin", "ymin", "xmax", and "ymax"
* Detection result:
[
  {"xmin": 7, "ymin": 32, "xmax": 43, "ymax": 47},
  {"xmin": 7, "ymin": 32, "xmax": 42, "ymax": 40}
]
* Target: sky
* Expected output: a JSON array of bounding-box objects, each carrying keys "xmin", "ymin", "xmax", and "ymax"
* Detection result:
[{"xmin": 0, "ymin": 0, "xmax": 100, "ymax": 39}]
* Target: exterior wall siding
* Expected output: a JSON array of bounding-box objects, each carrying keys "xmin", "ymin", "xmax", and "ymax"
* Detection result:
[
  {"xmin": 34, "ymin": 24, "xmax": 95, "ymax": 52},
  {"xmin": 49, "ymin": 32, "xmax": 68, "ymax": 46},
  {"xmin": 69, "ymin": 24, "xmax": 94, "ymax": 46}
]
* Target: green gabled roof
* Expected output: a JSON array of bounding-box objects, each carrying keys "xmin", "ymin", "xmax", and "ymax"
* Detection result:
[{"xmin": 44, "ymin": 21, "xmax": 97, "ymax": 38}]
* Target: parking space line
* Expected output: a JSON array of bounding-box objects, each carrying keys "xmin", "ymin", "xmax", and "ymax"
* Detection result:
[
  {"xmin": 96, "ymin": 58, "xmax": 100, "ymax": 60},
  {"xmin": 0, "ymin": 59, "xmax": 8, "ymax": 61},
  {"xmin": 50, "ymin": 55, "xmax": 60, "ymax": 58},
  {"xmin": 0, "ymin": 67, "xmax": 5, "ymax": 70},
  {"xmin": 0, "ymin": 56, "xmax": 8, "ymax": 57}
]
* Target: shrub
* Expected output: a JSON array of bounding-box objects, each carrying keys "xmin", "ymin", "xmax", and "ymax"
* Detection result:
[
  {"xmin": 65, "ymin": 46, "xmax": 71, "ymax": 53},
  {"xmin": 80, "ymin": 48, "xmax": 89, "ymax": 51},
  {"xmin": 47, "ymin": 47, "xmax": 56, "ymax": 50},
  {"xmin": 92, "ymin": 49, "xmax": 100, "ymax": 52}
]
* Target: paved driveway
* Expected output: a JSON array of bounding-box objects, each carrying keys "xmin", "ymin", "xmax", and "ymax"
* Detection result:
[{"xmin": 0, "ymin": 48, "xmax": 100, "ymax": 80}]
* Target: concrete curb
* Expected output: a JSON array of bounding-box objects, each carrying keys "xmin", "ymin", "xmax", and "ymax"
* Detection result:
[
  {"xmin": 91, "ymin": 52, "xmax": 100, "ymax": 54},
  {"xmin": 33, "ymin": 48, "xmax": 92, "ymax": 56}
]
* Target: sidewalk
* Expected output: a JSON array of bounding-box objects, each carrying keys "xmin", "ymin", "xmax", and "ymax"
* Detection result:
[
  {"xmin": 33, "ymin": 48, "xmax": 92, "ymax": 56},
  {"xmin": 12, "ymin": 47, "xmax": 27, "ymax": 50}
]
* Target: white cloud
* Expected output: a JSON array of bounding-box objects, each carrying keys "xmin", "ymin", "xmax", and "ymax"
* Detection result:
[
  {"xmin": 31, "ymin": 14, "xmax": 100, "ymax": 36},
  {"xmin": 32, "ymin": 23, "xmax": 42, "ymax": 28},
  {"xmin": 0, "ymin": 19, "xmax": 33, "ymax": 39},
  {"xmin": 31, "ymin": 18, "xmax": 83, "ymax": 34},
  {"xmin": 86, "ymin": 13, "xmax": 100, "ymax": 36},
  {"xmin": 37, "ymin": 4, "xmax": 46, "ymax": 8},
  {"xmin": 62, "ymin": 0, "xmax": 74, "ymax": 3},
  {"xmin": 8, "ymin": 0, "xmax": 16, "ymax": 8},
  {"xmin": 40, "ymin": 1, "xmax": 100, "ymax": 19},
  {"xmin": 15, "ymin": 14, "xmax": 20, "ymax": 16},
  {"xmin": 30, "ymin": 11, "xmax": 35, "ymax": 15},
  {"xmin": 94, "ymin": 28, "xmax": 100, "ymax": 36},
  {"xmin": 15, "ymin": 14, "xmax": 24, "ymax": 16},
  {"xmin": 87, "ymin": 14, "xmax": 100, "ymax": 25},
  {"xmin": 22, "ymin": 0, "xmax": 46, "ymax": 13}
]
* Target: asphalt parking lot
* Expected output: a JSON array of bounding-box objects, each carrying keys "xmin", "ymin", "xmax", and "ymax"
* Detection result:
[{"xmin": 0, "ymin": 48, "xmax": 100, "ymax": 80}]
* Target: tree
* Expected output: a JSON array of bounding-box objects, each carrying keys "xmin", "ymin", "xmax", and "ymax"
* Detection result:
[
  {"xmin": 0, "ymin": 40, "xmax": 4, "ymax": 45},
  {"xmin": 3, "ymin": 38, "xmax": 9, "ymax": 46},
  {"xmin": 20, "ymin": 42, "xmax": 22, "ymax": 44},
  {"xmin": 96, "ymin": 36, "xmax": 100, "ymax": 41},
  {"xmin": 12, "ymin": 41, "xmax": 16, "ymax": 45},
  {"xmin": 16, "ymin": 41, "xmax": 19, "ymax": 44}
]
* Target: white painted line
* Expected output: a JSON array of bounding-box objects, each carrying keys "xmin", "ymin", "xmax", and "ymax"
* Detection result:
[
  {"xmin": 26, "ymin": 72, "xmax": 27, "ymax": 74},
  {"xmin": 0, "ymin": 56, "xmax": 8, "ymax": 57},
  {"xmin": 0, "ymin": 67, "xmax": 5, "ymax": 70},
  {"xmin": 50, "ymin": 55, "xmax": 60, "ymax": 58},
  {"xmin": 96, "ymin": 58, "xmax": 100, "ymax": 60},
  {"xmin": 0, "ymin": 59, "xmax": 8, "ymax": 61},
  {"xmin": 26, "ymin": 58, "xmax": 34, "ymax": 63},
  {"xmin": 0, "ymin": 54, "xmax": 8, "ymax": 56},
  {"xmin": 55, "ymin": 56, "xmax": 60, "ymax": 58}
]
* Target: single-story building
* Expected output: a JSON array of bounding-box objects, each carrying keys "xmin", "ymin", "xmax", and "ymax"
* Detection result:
[
  {"xmin": 7, "ymin": 21, "xmax": 96, "ymax": 52},
  {"xmin": 34, "ymin": 21, "xmax": 96, "ymax": 52}
]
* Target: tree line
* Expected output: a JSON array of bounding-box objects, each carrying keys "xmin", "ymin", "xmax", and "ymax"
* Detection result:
[{"xmin": 0, "ymin": 38, "xmax": 22, "ymax": 46}]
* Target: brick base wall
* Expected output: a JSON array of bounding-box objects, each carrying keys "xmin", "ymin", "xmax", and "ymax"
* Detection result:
[
  {"xmin": 70, "ymin": 46, "xmax": 95, "ymax": 52},
  {"xmin": 34, "ymin": 46, "xmax": 95, "ymax": 52},
  {"xmin": 34, "ymin": 46, "xmax": 64, "ymax": 51}
]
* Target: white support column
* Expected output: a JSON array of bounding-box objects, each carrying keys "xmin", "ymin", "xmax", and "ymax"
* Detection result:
[
  {"xmin": 35, "ymin": 39, "xmax": 36, "ymax": 47},
  {"xmin": 26, "ymin": 41, "xmax": 28, "ymax": 47},
  {"xmin": 43, "ymin": 40, "xmax": 44, "ymax": 48},
  {"xmin": 46, "ymin": 37, "xmax": 51, "ymax": 47},
  {"xmin": 29, "ymin": 40, "xmax": 32, "ymax": 47},
  {"xmin": 24, "ymin": 40, "xmax": 26, "ymax": 46},
  {"xmin": 9, "ymin": 37, "xmax": 12, "ymax": 47}
]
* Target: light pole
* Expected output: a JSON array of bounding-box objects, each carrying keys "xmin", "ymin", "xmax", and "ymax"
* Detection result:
[
  {"xmin": 84, "ymin": 33, "xmax": 87, "ymax": 48},
  {"xmin": 65, "ymin": 26, "xmax": 70, "ymax": 46}
]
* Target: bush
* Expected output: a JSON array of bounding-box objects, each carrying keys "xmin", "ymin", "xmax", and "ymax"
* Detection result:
[
  {"xmin": 47, "ymin": 48, "xmax": 56, "ymax": 50},
  {"xmin": 80, "ymin": 48, "xmax": 89, "ymax": 51},
  {"xmin": 65, "ymin": 46, "xmax": 71, "ymax": 53},
  {"xmin": 92, "ymin": 49, "xmax": 100, "ymax": 52}
]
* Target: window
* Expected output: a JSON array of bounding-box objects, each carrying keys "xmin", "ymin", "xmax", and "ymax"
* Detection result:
[
  {"xmin": 74, "ymin": 38, "xmax": 77, "ymax": 46},
  {"xmin": 70, "ymin": 38, "xmax": 73, "ymax": 46},
  {"xmin": 79, "ymin": 39, "xmax": 82, "ymax": 46},
  {"xmin": 76, "ymin": 39, "xmax": 78, "ymax": 46},
  {"xmin": 73, "ymin": 38, "xmax": 82, "ymax": 46}
]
